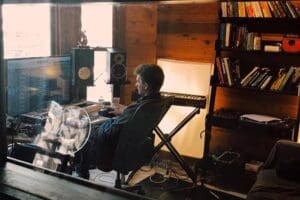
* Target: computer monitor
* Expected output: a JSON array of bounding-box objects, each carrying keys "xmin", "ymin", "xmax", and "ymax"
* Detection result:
[{"xmin": 6, "ymin": 56, "xmax": 73, "ymax": 116}]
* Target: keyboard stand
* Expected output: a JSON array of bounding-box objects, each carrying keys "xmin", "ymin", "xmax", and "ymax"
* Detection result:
[{"xmin": 153, "ymin": 107, "xmax": 201, "ymax": 183}]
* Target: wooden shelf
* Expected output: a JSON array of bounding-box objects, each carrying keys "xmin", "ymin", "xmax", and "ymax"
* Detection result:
[
  {"xmin": 208, "ymin": 0, "xmax": 300, "ymax": 162},
  {"xmin": 207, "ymin": 113, "xmax": 297, "ymax": 134},
  {"xmin": 210, "ymin": 82, "xmax": 299, "ymax": 97},
  {"xmin": 217, "ymin": 48, "xmax": 300, "ymax": 56}
]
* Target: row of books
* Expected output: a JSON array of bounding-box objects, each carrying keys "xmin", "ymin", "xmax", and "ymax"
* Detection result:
[
  {"xmin": 221, "ymin": 1, "xmax": 300, "ymax": 18},
  {"xmin": 219, "ymin": 23, "xmax": 262, "ymax": 50},
  {"xmin": 240, "ymin": 66, "xmax": 273, "ymax": 89},
  {"xmin": 215, "ymin": 56, "xmax": 241, "ymax": 86},
  {"xmin": 215, "ymin": 57, "xmax": 300, "ymax": 91}
]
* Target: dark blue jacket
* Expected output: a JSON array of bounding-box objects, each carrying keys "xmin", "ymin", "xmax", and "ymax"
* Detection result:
[{"xmin": 91, "ymin": 93, "xmax": 161, "ymax": 171}]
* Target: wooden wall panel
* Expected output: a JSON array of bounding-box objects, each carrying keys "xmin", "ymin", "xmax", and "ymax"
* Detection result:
[
  {"xmin": 51, "ymin": 6, "xmax": 81, "ymax": 55},
  {"xmin": 114, "ymin": 4, "xmax": 158, "ymax": 104},
  {"xmin": 157, "ymin": 2, "xmax": 219, "ymax": 63}
]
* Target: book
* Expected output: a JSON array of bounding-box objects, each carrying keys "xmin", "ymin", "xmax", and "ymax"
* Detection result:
[
  {"xmin": 260, "ymin": 1, "xmax": 272, "ymax": 18},
  {"xmin": 291, "ymin": 67, "xmax": 300, "ymax": 84},
  {"xmin": 278, "ymin": 67, "xmax": 295, "ymax": 91},
  {"xmin": 247, "ymin": 70, "xmax": 261, "ymax": 87},
  {"xmin": 251, "ymin": 68, "xmax": 270, "ymax": 88},
  {"xmin": 215, "ymin": 57, "xmax": 225, "ymax": 85},
  {"xmin": 259, "ymin": 75, "xmax": 273, "ymax": 90},
  {"xmin": 219, "ymin": 23, "xmax": 226, "ymax": 48},
  {"xmin": 232, "ymin": 1, "xmax": 238, "ymax": 17},
  {"xmin": 252, "ymin": 1, "xmax": 263, "ymax": 18},
  {"xmin": 267, "ymin": 1, "xmax": 280, "ymax": 18},
  {"xmin": 227, "ymin": 1, "xmax": 234, "ymax": 17},
  {"xmin": 223, "ymin": 57, "xmax": 233, "ymax": 86},
  {"xmin": 275, "ymin": 1, "xmax": 287, "ymax": 18},
  {"xmin": 225, "ymin": 23, "xmax": 231, "ymax": 47},
  {"xmin": 279, "ymin": 1, "xmax": 292, "ymax": 18},
  {"xmin": 245, "ymin": 2, "xmax": 255, "ymax": 17},
  {"xmin": 270, "ymin": 68, "xmax": 286, "ymax": 91},
  {"xmin": 285, "ymin": 1, "xmax": 298, "ymax": 18},
  {"xmin": 240, "ymin": 66, "xmax": 260, "ymax": 86},
  {"xmin": 238, "ymin": 1, "xmax": 246, "ymax": 17},
  {"xmin": 221, "ymin": 2, "xmax": 227, "ymax": 17},
  {"xmin": 253, "ymin": 33, "xmax": 262, "ymax": 50},
  {"xmin": 246, "ymin": 32, "xmax": 254, "ymax": 50}
]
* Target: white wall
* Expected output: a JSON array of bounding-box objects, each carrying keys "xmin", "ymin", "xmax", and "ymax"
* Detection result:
[{"xmin": 157, "ymin": 59, "xmax": 213, "ymax": 158}]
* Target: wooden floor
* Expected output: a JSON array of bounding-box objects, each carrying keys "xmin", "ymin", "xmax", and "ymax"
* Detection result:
[{"xmin": 88, "ymin": 163, "xmax": 249, "ymax": 200}]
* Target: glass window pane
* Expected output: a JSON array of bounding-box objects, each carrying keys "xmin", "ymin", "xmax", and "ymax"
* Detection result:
[
  {"xmin": 2, "ymin": 4, "xmax": 51, "ymax": 58},
  {"xmin": 81, "ymin": 3, "xmax": 113, "ymax": 47}
]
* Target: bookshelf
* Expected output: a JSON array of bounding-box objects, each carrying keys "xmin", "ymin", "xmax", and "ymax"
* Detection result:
[{"xmin": 207, "ymin": 0, "xmax": 300, "ymax": 163}]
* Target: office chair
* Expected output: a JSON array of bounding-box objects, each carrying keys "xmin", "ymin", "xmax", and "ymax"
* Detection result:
[{"xmin": 109, "ymin": 97, "xmax": 172, "ymax": 192}]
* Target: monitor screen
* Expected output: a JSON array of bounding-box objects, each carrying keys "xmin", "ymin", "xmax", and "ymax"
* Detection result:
[{"xmin": 6, "ymin": 56, "xmax": 73, "ymax": 116}]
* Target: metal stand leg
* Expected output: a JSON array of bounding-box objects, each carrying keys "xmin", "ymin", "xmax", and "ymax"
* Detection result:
[{"xmin": 153, "ymin": 107, "xmax": 200, "ymax": 183}]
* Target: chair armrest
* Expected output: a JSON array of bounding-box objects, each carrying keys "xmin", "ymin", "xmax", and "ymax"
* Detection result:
[{"xmin": 264, "ymin": 140, "xmax": 300, "ymax": 169}]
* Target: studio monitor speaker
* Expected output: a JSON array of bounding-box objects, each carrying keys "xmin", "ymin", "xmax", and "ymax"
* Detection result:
[
  {"xmin": 71, "ymin": 48, "xmax": 94, "ymax": 86},
  {"xmin": 106, "ymin": 48, "xmax": 127, "ymax": 84}
]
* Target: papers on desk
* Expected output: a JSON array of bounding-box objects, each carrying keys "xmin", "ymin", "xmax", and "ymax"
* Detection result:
[{"xmin": 240, "ymin": 114, "xmax": 281, "ymax": 124}]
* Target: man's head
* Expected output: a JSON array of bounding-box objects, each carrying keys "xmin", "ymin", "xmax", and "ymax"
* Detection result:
[{"xmin": 134, "ymin": 64, "xmax": 164, "ymax": 96}]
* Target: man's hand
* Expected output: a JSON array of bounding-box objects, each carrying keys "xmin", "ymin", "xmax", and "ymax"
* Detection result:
[{"xmin": 109, "ymin": 104, "xmax": 127, "ymax": 116}]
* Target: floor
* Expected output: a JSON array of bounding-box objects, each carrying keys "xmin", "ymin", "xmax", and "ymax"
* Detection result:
[{"xmin": 88, "ymin": 162, "xmax": 248, "ymax": 200}]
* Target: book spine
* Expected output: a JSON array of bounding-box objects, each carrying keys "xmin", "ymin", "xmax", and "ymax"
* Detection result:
[
  {"xmin": 279, "ymin": 1, "xmax": 292, "ymax": 18},
  {"xmin": 245, "ymin": 2, "xmax": 255, "ymax": 17},
  {"xmin": 260, "ymin": 75, "xmax": 273, "ymax": 90},
  {"xmin": 267, "ymin": 1, "xmax": 280, "ymax": 18},
  {"xmin": 285, "ymin": 1, "xmax": 298, "ymax": 18},
  {"xmin": 271, "ymin": 68, "xmax": 286, "ymax": 90},
  {"xmin": 219, "ymin": 23, "xmax": 226, "ymax": 48},
  {"xmin": 220, "ymin": 57, "xmax": 228, "ymax": 84},
  {"xmin": 260, "ymin": 1, "xmax": 272, "ymax": 18},
  {"xmin": 215, "ymin": 57, "xmax": 225, "ymax": 85},
  {"xmin": 223, "ymin": 57, "xmax": 233, "ymax": 86},
  {"xmin": 238, "ymin": 2, "xmax": 246, "ymax": 17},
  {"xmin": 251, "ymin": 68, "xmax": 270, "ymax": 87},
  {"xmin": 225, "ymin": 23, "xmax": 231, "ymax": 47},
  {"xmin": 247, "ymin": 70, "xmax": 261, "ymax": 87},
  {"xmin": 278, "ymin": 67, "xmax": 295, "ymax": 91},
  {"xmin": 274, "ymin": 1, "xmax": 286, "ymax": 18},
  {"xmin": 240, "ymin": 66, "xmax": 260, "ymax": 86},
  {"xmin": 221, "ymin": 2, "xmax": 227, "ymax": 17}
]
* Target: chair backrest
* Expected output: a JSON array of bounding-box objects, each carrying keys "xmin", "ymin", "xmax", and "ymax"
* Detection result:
[{"xmin": 112, "ymin": 97, "xmax": 172, "ymax": 174}]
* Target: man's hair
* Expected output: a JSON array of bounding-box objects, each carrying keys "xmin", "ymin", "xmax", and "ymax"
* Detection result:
[{"xmin": 134, "ymin": 64, "xmax": 164, "ymax": 92}]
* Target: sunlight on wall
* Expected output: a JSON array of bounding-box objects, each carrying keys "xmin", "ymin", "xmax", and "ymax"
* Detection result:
[
  {"xmin": 157, "ymin": 59, "xmax": 213, "ymax": 158},
  {"xmin": 82, "ymin": 3, "xmax": 113, "ymax": 102},
  {"xmin": 2, "ymin": 4, "xmax": 51, "ymax": 58}
]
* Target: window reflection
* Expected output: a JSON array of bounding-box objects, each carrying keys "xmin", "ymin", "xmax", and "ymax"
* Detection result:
[
  {"xmin": 2, "ymin": 4, "xmax": 51, "ymax": 58},
  {"xmin": 81, "ymin": 3, "xmax": 113, "ymax": 47}
]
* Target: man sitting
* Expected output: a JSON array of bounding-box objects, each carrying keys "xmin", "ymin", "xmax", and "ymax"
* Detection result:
[{"xmin": 73, "ymin": 63, "xmax": 165, "ymax": 179}]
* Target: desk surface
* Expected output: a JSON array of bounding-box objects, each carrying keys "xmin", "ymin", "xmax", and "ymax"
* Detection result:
[{"xmin": 0, "ymin": 159, "xmax": 149, "ymax": 200}]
